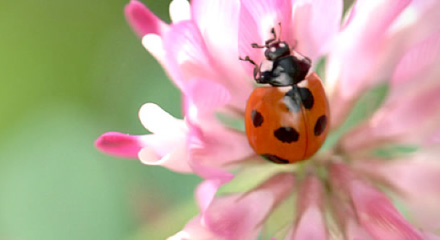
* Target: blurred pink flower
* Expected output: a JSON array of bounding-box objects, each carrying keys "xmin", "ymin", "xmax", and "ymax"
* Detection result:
[{"xmin": 96, "ymin": 0, "xmax": 440, "ymax": 239}]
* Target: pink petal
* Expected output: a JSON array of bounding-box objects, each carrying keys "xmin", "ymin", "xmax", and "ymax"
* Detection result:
[
  {"xmin": 171, "ymin": 173, "xmax": 295, "ymax": 240},
  {"xmin": 287, "ymin": 207, "xmax": 327, "ymax": 240},
  {"xmin": 203, "ymin": 192, "xmax": 273, "ymax": 239},
  {"xmin": 335, "ymin": 0, "xmax": 411, "ymax": 91},
  {"xmin": 424, "ymin": 126, "xmax": 440, "ymax": 146},
  {"xmin": 256, "ymin": 172, "xmax": 296, "ymax": 206},
  {"xmin": 342, "ymin": 31, "xmax": 440, "ymax": 151},
  {"xmin": 345, "ymin": 220, "xmax": 374, "ymax": 240},
  {"xmin": 168, "ymin": 204, "xmax": 261, "ymax": 240},
  {"xmin": 191, "ymin": 0, "xmax": 250, "ymax": 83},
  {"xmin": 383, "ymin": 0, "xmax": 440, "ymax": 75},
  {"xmin": 96, "ymin": 105, "xmax": 193, "ymax": 173},
  {"xmin": 350, "ymin": 181, "xmax": 424, "ymax": 240},
  {"xmin": 136, "ymin": 103, "xmax": 192, "ymax": 173},
  {"xmin": 95, "ymin": 132, "xmax": 145, "ymax": 158},
  {"xmin": 186, "ymin": 120, "xmax": 254, "ymax": 178},
  {"xmin": 167, "ymin": 216, "xmax": 224, "ymax": 240},
  {"xmin": 138, "ymin": 139, "xmax": 193, "ymax": 173},
  {"xmin": 286, "ymin": 175, "xmax": 327, "ymax": 240},
  {"xmin": 329, "ymin": 189, "xmax": 373, "ymax": 240},
  {"xmin": 124, "ymin": 0, "xmax": 168, "ymax": 38},
  {"xmin": 341, "ymin": 29, "xmax": 440, "ymax": 151},
  {"xmin": 184, "ymin": 79, "xmax": 231, "ymax": 122},
  {"xmin": 341, "ymin": 84, "xmax": 440, "ymax": 152},
  {"xmin": 162, "ymin": 21, "xmax": 215, "ymax": 90},
  {"xmin": 296, "ymin": 175, "xmax": 324, "ymax": 215},
  {"xmin": 188, "ymin": 120, "xmax": 255, "ymax": 169},
  {"xmin": 191, "ymin": 0, "xmax": 240, "ymax": 55},
  {"xmin": 327, "ymin": 0, "xmax": 411, "ymax": 95},
  {"xmin": 424, "ymin": 232, "xmax": 440, "ymax": 240},
  {"xmin": 195, "ymin": 129, "xmax": 254, "ymax": 165},
  {"xmin": 290, "ymin": 0, "xmax": 343, "ymax": 60},
  {"xmin": 391, "ymin": 30, "xmax": 440, "ymax": 88},
  {"xmin": 330, "ymin": 163, "xmax": 424, "ymax": 240},
  {"xmin": 191, "ymin": 0, "xmax": 255, "ymax": 110},
  {"xmin": 353, "ymin": 155, "xmax": 440, "ymax": 230},
  {"xmin": 196, "ymin": 176, "xmax": 233, "ymax": 213},
  {"xmin": 186, "ymin": 121, "xmax": 235, "ymax": 178},
  {"xmin": 202, "ymin": 173, "xmax": 295, "ymax": 239},
  {"xmin": 328, "ymin": 1, "xmax": 440, "ymax": 128},
  {"xmin": 171, "ymin": 201, "xmax": 259, "ymax": 240},
  {"xmin": 239, "ymin": 0, "xmax": 293, "ymax": 75},
  {"xmin": 164, "ymin": 20, "xmax": 252, "ymax": 111},
  {"xmin": 326, "ymin": 0, "xmax": 411, "ymax": 126},
  {"xmin": 188, "ymin": 121, "xmax": 236, "ymax": 207},
  {"xmin": 237, "ymin": 2, "xmax": 263, "ymax": 76}
]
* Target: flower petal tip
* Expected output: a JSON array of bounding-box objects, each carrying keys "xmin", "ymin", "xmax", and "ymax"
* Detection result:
[
  {"xmin": 142, "ymin": 34, "xmax": 166, "ymax": 62},
  {"xmin": 124, "ymin": 0, "xmax": 167, "ymax": 37},
  {"xmin": 95, "ymin": 132, "xmax": 144, "ymax": 159},
  {"xmin": 169, "ymin": 0, "xmax": 191, "ymax": 23},
  {"xmin": 138, "ymin": 103, "xmax": 186, "ymax": 135}
]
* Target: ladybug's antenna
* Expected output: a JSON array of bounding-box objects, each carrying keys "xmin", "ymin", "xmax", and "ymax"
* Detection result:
[
  {"xmin": 250, "ymin": 23, "xmax": 282, "ymax": 49},
  {"xmin": 264, "ymin": 27, "xmax": 277, "ymax": 46}
]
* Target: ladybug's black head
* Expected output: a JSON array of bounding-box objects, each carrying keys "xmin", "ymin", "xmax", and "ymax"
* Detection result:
[
  {"xmin": 264, "ymin": 41, "xmax": 291, "ymax": 61},
  {"xmin": 239, "ymin": 24, "xmax": 312, "ymax": 86}
]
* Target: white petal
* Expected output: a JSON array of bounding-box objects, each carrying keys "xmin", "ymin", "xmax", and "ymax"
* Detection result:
[
  {"xmin": 142, "ymin": 34, "xmax": 166, "ymax": 64},
  {"xmin": 169, "ymin": 0, "xmax": 191, "ymax": 23},
  {"xmin": 138, "ymin": 103, "xmax": 186, "ymax": 134}
]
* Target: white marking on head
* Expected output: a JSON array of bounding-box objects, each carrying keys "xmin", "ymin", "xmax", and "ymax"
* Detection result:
[
  {"xmin": 279, "ymin": 43, "xmax": 286, "ymax": 48},
  {"xmin": 270, "ymin": 47, "xmax": 276, "ymax": 52}
]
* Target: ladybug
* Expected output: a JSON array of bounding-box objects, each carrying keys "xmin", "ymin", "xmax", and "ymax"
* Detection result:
[{"xmin": 240, "ymin": 27, "xmax": 330, "ymax": 164}]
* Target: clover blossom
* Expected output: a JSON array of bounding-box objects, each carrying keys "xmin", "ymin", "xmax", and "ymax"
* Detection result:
[{"xmin": 96, "ymin": 0, "xmax": 440, "ymax": 239}]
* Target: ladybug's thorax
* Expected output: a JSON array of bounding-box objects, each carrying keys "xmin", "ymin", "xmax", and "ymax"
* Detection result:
[
  {"xmin": 255, "ymin": 53, "xmax": 312, "ymax": 87},
  {"xmin": 264, "ymin": 41, "xmax": 291, "ymax": 61}
]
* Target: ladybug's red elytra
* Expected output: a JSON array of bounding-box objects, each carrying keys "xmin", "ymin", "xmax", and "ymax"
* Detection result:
[{"xmin": 240, "ymin": 27, "xmax": 330, "ymax": 164}]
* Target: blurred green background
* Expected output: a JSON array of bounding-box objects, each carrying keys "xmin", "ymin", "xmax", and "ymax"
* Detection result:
[{"xmin": 0, "ymin": 1, "xmax": 200, "ymax": 239}]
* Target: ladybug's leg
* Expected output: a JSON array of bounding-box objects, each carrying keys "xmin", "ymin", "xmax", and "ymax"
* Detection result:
[
  {"xmin": 251, "ymin": 43, "xmax": 266, "ymax": 49},
  {"xmin": 299, "ymin": 54, "xmax": 312, "ymax": 66},
  {"xmin": 293, "ymin": 49, "xmax": 312, "ymax": 64},
  {"xmin": 239, "ymin": 56, "xmax": 262, "ymax": 82},
  {"xmin": 254, "ymin": 67, "xmax": 263, "ymax": 83},
  {"xmin": 304, "ymin": 56, "xmax": 312, "ymax": 65}
]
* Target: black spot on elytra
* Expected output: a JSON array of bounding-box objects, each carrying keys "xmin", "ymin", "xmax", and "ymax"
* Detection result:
[
  {"xmin": 262, "ymin": 154, "xmax": 290, "ymax": 164},
  {"xmin": 283, "ymin": 87, "xmax": 314, "ymax": 112},
  {"xmin": 251, "ymin": 110, "xmax": 264, "ymax": 127},
  {"xmin": 314, "ymin": 115, "xmax": 328, "ymax": 136},
  {"xmin": 274, "ymin": 127, "xmax": 299, "ymax": 143}
]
